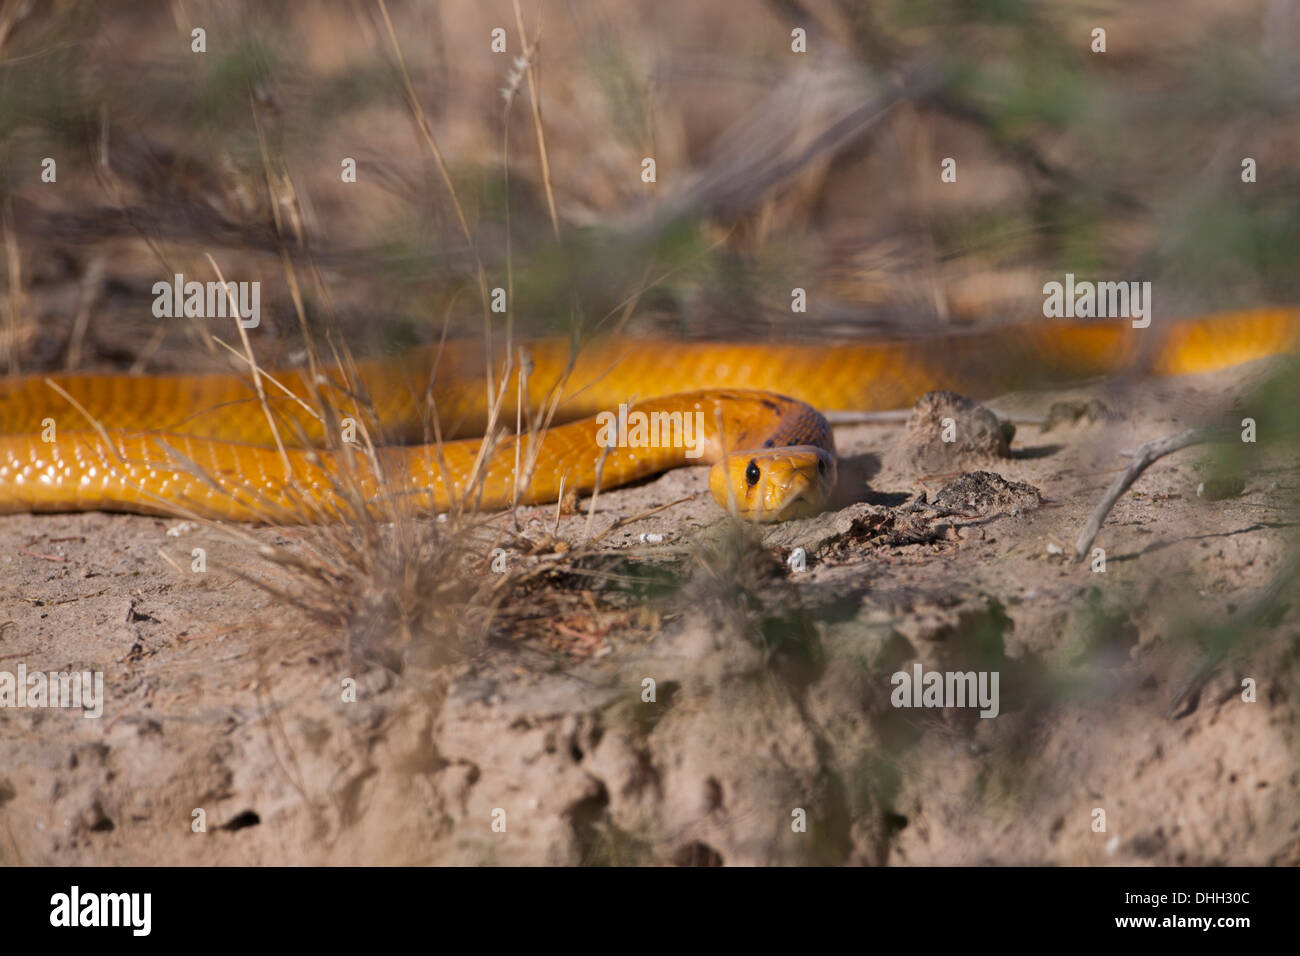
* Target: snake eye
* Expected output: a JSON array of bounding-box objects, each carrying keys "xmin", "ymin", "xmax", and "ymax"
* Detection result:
[
  {"xmin": 745, "ymin": 460, "xmax": 761, "ymax": 486},
  {"xmin": 817, "ymin": 458, "xmax": 827, "ymax": 476}
]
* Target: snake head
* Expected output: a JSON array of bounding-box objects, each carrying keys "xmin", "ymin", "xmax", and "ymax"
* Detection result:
[{"xmin": 708, "ymin": 444, "xmax": 836, "ymax": 522}]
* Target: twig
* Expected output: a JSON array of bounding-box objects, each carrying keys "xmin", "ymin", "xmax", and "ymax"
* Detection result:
[
  {"xmin": 589, "ymin": 494, "xmax": 697, "ymax": 545},
  {"xmin": 156, "ymin": 547, "xmax": 187, "ymax": 576},
  {"xmin": 1073, "ymin": 427, "xmax": 1224, "ymax": 559},
  {"xmin": 21, "ymin": 549, "xmax": 67, "ymax": 563}
]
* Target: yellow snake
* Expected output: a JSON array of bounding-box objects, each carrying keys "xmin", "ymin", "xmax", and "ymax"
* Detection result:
[{"xmin": 1, "ymin": 307, "xmax": 1297, "ymax": 523}]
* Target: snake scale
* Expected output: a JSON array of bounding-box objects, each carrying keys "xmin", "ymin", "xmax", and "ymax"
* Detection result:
[{"xmin": 0, "ymin": 307, "xmax": 1296, "ymax": 522}]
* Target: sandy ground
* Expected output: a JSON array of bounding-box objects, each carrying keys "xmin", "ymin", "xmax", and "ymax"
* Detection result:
[{"xmin": 1, "ymin": 359, "xmax": 1297, "ymax": 865}]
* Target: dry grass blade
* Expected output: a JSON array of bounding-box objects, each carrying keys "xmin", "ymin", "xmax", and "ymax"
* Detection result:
[
  {"xmin": 206, "ymin": 253, "xmax": 293, "ymax": 477},
  {"xmin": 511, "ymin": 0, "xmax": 560, "ymax": 239},
  {"xmin": 2, "ymin": 199, "xmax": 23, "ymax": 376},
  {"xmin": 209, "ymin": 335, "xmax": 323, "ymax": 424}
]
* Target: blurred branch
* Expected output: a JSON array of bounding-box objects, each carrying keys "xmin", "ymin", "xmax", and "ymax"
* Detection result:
[
  {"xmin": 1074, "ymin": 427, "xmax": 1228, "ymax": 559},
  {"xmin": 622, "ymin": 56, "xmax": 942, "ymax": 241},
  {"xmin": 5, "ymin": 196, "xmax": 473, "ymax": 271},
  {"xmin": 916, "ymin": 89, "xmax": 1148, "ymax": 215}
]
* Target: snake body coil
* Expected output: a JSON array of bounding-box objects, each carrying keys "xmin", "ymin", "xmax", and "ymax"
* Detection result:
[{"xmin": 1, "ymin": 308, "xmax": 1296, "ymax": 522}]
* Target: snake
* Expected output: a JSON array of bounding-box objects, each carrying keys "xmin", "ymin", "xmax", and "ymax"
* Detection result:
[{"xmin": 0, "ymin": 307, "xmax": 1297, "ymax": 523}]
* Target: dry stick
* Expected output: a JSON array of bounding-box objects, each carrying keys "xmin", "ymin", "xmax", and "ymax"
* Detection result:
[
  {"xmin": 590, "ymin": 494, "xmax": 697, "ymax": 546},
  {"xmin": 1073, "ymin": 427, "xmax": 1222, "ymax": 560}
]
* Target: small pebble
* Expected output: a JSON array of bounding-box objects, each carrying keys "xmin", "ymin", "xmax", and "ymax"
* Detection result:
[{"xmin": 1196, "ymin": 477, "xmax": 1246, "ymax": 501}]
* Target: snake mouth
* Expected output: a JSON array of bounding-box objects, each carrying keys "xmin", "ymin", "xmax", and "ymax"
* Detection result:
[{"xmin": 774, "ymin": 491, "xmax": 823, "ymax": 522}]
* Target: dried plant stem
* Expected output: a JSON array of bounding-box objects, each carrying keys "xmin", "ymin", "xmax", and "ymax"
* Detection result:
[
  {"xmin": 511, "ymin": 0, "xmax": 559, "ymax": 239},
  {"xmin": 552, "ymin": 471, "xmax": 568, "ymax": 535},
  {"xmin": 209, "ymin": 336, "xmax": 323, "ymax": 424},
  {"xmin": 2, "ymin": 200, "xmax": 21, "ymax": 376},
  {"xmin": 581, "ymin": 444, "xmax": 614, "ymax": 547},
  {"xmin": 590, "ymin": 494, "xmax": 696, "ymax": 545},
  {"xmin": 206, "ymin": 253, "xmax": 293, "ymax": 477}
]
